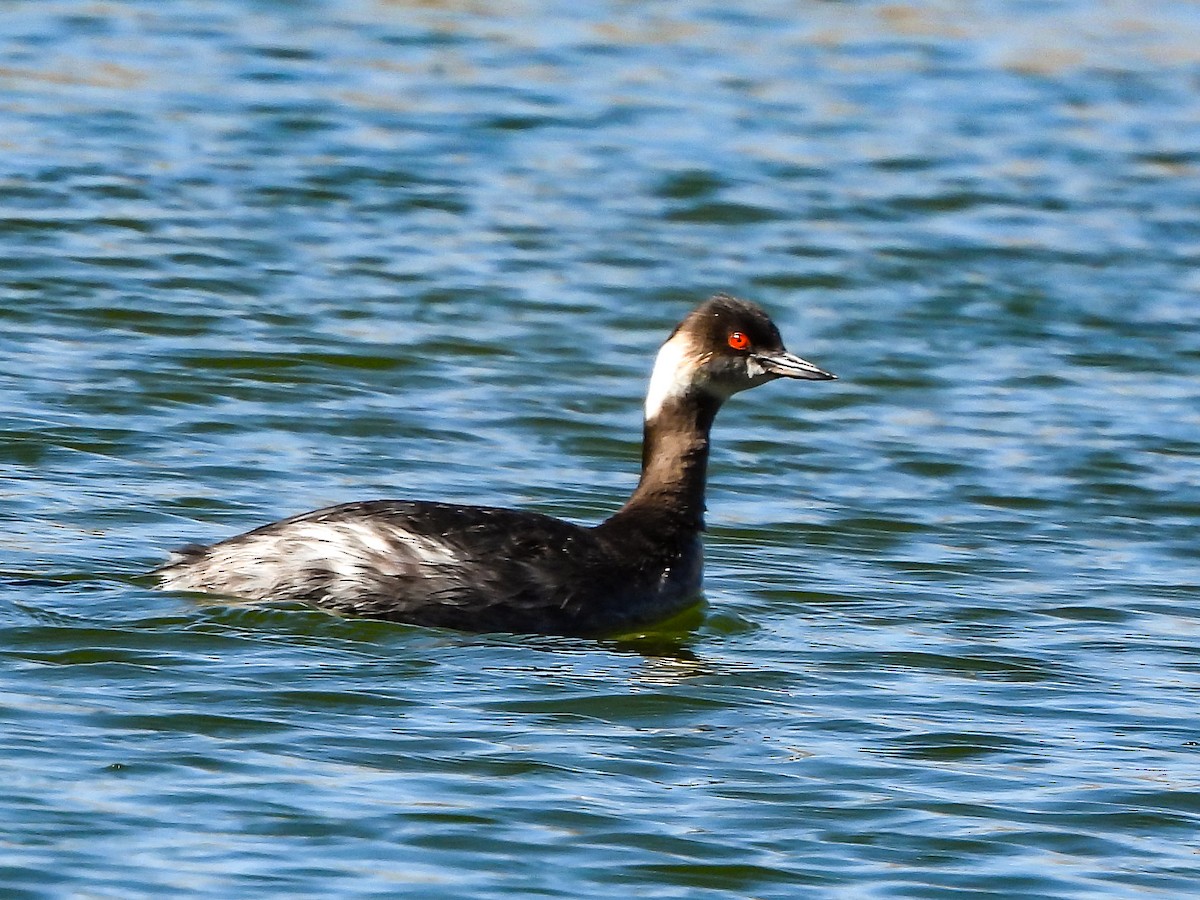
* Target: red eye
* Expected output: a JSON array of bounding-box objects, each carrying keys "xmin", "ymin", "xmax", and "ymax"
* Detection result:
[{"xmin": 728, "ymin": 331, "xmax": 750, "ymax": 350}]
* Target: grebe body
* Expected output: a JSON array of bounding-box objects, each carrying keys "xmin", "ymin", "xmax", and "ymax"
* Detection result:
[{"xmin": 155, "ymin": 295, "xmax": 834, "ymax": 636}]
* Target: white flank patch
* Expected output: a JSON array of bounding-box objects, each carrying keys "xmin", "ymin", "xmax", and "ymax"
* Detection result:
[
  {"xmin": 158, "ymin": 517, "xmax": 466, "ymax": 602},
  {"xmin": 644, "ymin": 332, "xmax": 698, "ymax": 421},
  {"xmin": 291, "ymin": 520, "xmax": 459, "ymax": 575}
]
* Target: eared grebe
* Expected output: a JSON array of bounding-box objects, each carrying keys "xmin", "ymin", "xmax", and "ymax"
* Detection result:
[{"xmin": 155, "ymin": 294, "xmax": 835, "ymax": 636}]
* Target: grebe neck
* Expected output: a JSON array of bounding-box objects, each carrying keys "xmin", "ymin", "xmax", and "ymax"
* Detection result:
[{"xmin": 617, "ymin": 391, "xmax": 721, "ymax": 528}]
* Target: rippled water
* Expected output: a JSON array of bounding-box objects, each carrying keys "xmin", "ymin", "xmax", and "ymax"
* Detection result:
[{"xmin": 3, "ymin": 1, "xmax": 1200, "ymax": 896}]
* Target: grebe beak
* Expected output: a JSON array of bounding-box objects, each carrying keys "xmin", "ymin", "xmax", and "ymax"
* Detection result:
[{"xmin": 756, "ymin": 349, "xmax": 836, "ymax": 381}]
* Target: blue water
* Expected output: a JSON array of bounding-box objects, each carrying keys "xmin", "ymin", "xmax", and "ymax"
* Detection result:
[{"xmin": 2, "ymin": 1, "xmax": 1200, "ymax": 896}]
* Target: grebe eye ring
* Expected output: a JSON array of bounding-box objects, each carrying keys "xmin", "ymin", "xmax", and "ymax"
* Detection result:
[{"xmin": 728, "ymin": 331, "xmax": 750, "ymax": 351}]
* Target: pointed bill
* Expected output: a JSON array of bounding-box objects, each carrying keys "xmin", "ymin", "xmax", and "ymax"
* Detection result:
[{"xmin": 755, "ymin": 349, "xmax": 836, "ymax": 381}]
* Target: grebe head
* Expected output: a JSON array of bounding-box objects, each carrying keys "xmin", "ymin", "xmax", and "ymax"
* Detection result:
[{"xmin": 645, "ymin": 294, "xmax": 835, "ymax": 421}]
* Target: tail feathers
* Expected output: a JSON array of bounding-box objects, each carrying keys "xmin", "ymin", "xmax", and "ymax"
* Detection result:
[{"xmin": 164, "ymin": 543, "xmax": 210, "ymax": 567}]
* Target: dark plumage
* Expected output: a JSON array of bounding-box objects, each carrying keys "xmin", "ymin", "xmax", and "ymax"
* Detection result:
[{"xmin": 155, "ymin": 294, "xmax": 835, "ymax": 636}]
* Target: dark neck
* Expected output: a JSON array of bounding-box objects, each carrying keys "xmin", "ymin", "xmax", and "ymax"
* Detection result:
[{"xmin": 615, "ymin": 391, "xmax": 721, "ymax": 529}]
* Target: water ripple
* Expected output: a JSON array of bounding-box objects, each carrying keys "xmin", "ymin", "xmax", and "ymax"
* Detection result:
[{"xmin": 1, "ymin": 1, "xmax": 1199, "ymax": 897}]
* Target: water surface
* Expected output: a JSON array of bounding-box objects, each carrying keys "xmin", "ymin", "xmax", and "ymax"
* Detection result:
[{"xmin": 2, "ymin": 1, "xmax": 1200, "ymax": 897}]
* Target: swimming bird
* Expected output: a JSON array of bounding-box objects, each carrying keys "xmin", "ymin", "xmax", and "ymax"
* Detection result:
[{"xmin": 155, "ymin": 294, "xmax": 835, "ymax": 636}]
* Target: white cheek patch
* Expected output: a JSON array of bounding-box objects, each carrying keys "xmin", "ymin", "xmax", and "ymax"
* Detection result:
[{"xmin": 644, "ymin": 332, "xmax": 700, "ymax": 421}]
